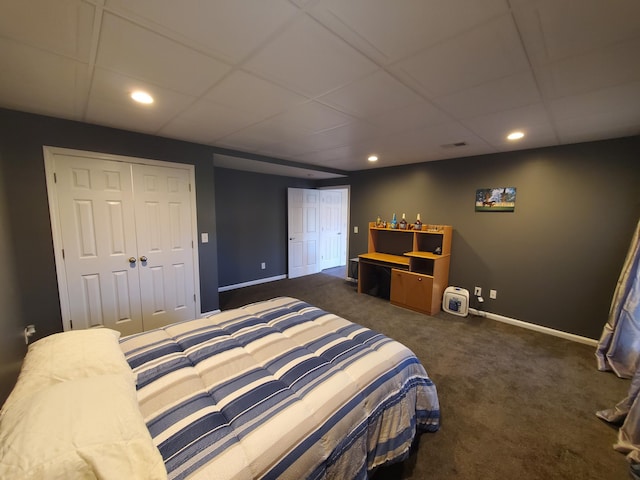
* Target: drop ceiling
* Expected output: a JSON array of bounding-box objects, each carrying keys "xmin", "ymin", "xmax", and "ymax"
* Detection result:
[{"xmin": 1, "ymin": 0, "xmax": 639, "ymax": 175}]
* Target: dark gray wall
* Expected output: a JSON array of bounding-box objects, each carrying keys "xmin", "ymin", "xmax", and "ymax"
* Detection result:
[
  {"xmin": 0, "ymin": 108, "xmax": 220, "ymax": 398},
  {"xmin": 0, "ymin": 153, "xmax": 27, "ymax": 402},
  {"xmin": 214, "ymin": 168, "xmax": 314, "ymax": 287},
  {"xmin": 1, "ymin": 105, "xmax": 638, "ymax": 402},
  {"xmin": 341, "ymin": 137, "xmax": 640, "ymax": 339}
]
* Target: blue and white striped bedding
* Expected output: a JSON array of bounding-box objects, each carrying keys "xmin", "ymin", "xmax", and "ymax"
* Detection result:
[{"xmin": 120, "ymin": 297, "xmax": 440, "ymax": 480}]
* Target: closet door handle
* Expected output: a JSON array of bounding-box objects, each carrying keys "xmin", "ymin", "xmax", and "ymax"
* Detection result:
[
  {"xmin": 139, "ymin": 256, "xmax": 148, "ymax": 262},
  {"xmin": 128, "ymin": 257, "xmax": 137, "ymax": 264}
]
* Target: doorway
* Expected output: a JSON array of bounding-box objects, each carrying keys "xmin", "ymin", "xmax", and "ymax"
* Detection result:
[{"xmin": 287, "ymin": 186, "xmax": 349, "ymax": 279}]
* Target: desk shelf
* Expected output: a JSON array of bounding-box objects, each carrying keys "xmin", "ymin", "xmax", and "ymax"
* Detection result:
[{"xmin": 358, "ymin": 222, "xmax": 452, "ymax": 315}]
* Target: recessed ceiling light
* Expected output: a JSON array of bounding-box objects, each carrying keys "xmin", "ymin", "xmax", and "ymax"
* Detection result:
[
  {"xmin": 507, "ymin": 131, "xmax": 524, "ymax": 141},
  {"xmin": 368, "ymin": 155, "xmax": 378, "ymax": 162},
  {"xmin": 130, "ymin": 90, "xmax": 154, "ymax": 104}
]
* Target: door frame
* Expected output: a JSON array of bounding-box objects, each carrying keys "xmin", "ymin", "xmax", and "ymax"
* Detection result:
[
  {"xmin": 287, "ymin": 187, "xmax": 321, "ymax": 279},
  {"xmin": 318, "ymin": 185, "xmax": 350, "ymax": 271},
  {"xmin": 287, "ymin": 185, "xmax": 350, "ymax": 279},
  {"xmin": 43, "ymin": 146, "xmax": 201, "ymax": 331}
]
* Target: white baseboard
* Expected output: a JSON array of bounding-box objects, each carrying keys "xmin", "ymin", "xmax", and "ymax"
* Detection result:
[
  {"xmin": 201, "ymin": 309, "xmax": 220, "ymax": 318},
  {"xmin": 218, "ymin": 275, "xmax": 287, "ymax": 293},
  {"xmin": 468, "ymin": 308, "xmax": 598, "ymax": 346}
]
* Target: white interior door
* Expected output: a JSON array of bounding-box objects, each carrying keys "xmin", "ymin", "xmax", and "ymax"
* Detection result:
[
  {"xmin": 45, "ymin": 147, "xmax": 199, "ymax": 335},
  {"xmin": 52, "ymin": 154, "xmax": 143, "ymax": 335},
  {"xmin": 288, "ymin": 188, "xmax": 320, "ymax": 279},
  {"xmin": 133, "ymin": 163, "xmax": 196, "ymax": 331},
  {"xmin": 319, "ymin": 189, "xmax": 346, "ymax": 270}
]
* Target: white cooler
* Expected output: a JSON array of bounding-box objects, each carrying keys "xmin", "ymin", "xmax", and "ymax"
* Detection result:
[{"xmin": 443, "ymin": 286, "xmax": 469, "ymax": 317}]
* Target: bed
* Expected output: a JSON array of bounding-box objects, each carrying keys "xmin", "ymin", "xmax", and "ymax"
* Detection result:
[{"xmin": 0, "ymin": 297, "xmax": 440, "ymax": 479}]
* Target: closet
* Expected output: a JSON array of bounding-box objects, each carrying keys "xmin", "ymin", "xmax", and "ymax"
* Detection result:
[{"xmin": 44, "ymin": 147, "xmax": 200, "ymax": 336}]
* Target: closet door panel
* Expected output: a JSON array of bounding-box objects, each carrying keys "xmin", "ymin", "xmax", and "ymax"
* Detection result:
[
  {"xmin": 133, "ymin": 163, "xmax": 196, "ymax": 330},
  {"xmin": 53, "ymin": 154, "xmax": 143, "ymax": 335}
]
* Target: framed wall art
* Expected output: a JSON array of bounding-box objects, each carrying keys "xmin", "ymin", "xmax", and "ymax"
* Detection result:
[{"xmin": 475, "ymin": 187, "xmax": 516, "ymax": 212}]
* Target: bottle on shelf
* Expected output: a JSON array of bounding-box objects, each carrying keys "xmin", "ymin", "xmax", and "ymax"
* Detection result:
[
  {"xmin": 376, "ymin": 215, "xmax": 382, "ymax": 227},
  {"xmin": 414, "ymin": 213, "xmax": 422, "ymax": 231},
  {"xmin": 390, "ymin": 213, "xmax": 398, "ymax": 229},
  {"xmin": 399, "ymin": 213, "xmax": 408, "ymax": 230}
]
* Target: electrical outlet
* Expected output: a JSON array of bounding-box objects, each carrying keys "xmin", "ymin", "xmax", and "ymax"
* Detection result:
[
  {"xmin": 474, "ymin": 286, "xmax": 482, "ymax": 296},
  {"xmin": 354, "ymin": 226, "xmax": 359, "ymax": 234},
  {"xmin": 261, "ymin": 262, "xmax": 266, "ymax": 270},
  {"xmin": 489, "ymin": 289, "xmax": 497, "ymax": 299}
]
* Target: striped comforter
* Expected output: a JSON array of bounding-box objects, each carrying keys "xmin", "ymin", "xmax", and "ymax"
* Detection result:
[{"xmin": 120, "ymin": 297, "xmax": 440, "ymax": 480}]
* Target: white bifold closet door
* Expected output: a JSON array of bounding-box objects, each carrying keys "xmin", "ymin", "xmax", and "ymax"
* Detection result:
[{"xmin": 47, "ymin": 148, "xmax": 198, "ymax": 336}]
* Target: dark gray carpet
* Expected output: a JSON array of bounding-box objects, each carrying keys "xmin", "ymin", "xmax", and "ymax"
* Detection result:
[{"xmin": 219, "ymin": 272, "xmax": 631, "ymax": 480}]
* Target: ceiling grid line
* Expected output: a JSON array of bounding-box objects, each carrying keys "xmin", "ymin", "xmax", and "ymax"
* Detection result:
[
  {"xmin": 506, "ymin": 1, "xmax": 561, "ymax": 145},
  {"xmin": 81, "ymin": 0, "xmax": 105, "ymax": 120},
  {"xmin": 0, "ymin": 0, "xmax": 637, "ymax": 173}
]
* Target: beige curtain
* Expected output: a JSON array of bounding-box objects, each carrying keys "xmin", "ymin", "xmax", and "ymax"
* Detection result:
[
  {"xmin": 595, "ymin": 218, "xmax": 640, "ymax": 378},
  {"xmin": 595, "ymin": 218, "xmax": 640, "ymax": 464},
  {"xmin": 597, "ymin": 366, "xmax": 640, "ymax": 463}
]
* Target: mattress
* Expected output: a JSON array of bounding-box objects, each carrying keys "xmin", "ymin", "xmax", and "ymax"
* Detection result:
[{"xmin": 120, "ymin": 297, "xmax": 440, "ymax": 480}]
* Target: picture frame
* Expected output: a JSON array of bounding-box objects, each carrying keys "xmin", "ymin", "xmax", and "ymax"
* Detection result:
[{"xmin": 475, "ymin": 187, "xmax": 516, "ymax": 212}]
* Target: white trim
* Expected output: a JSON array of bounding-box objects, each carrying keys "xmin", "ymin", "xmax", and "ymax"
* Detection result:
[
  {"xmin": 468, "ymin": 308, "xmax": 598, "ymax": 346},
  {"xmin": 201, "ymin": 309, "xmax": 221, "ymax": 318},
  {"xmin": 44, "ymin": 149, "xmax": 71, "ymax": 331},
  {"xmin": 218, "ymin": 275, "xmax": 287, "ymax": 292},
  {"xmin": 43, "ymin": 146, "xmax": 202, "ymax": 330}
]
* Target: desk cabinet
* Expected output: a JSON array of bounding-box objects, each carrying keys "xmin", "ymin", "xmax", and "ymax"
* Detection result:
[
  {"xmin": 390, "ymin": 269, "xmax": 434, "ymax": 314},
  {"xmin": 358, "ymin": 222, "xmax": 452, "ymax": 315}
]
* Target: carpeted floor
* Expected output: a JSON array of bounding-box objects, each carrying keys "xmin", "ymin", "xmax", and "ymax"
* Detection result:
[{"xmin": 219, "ymin": 271, "xmax": 631, "ymax": 480}]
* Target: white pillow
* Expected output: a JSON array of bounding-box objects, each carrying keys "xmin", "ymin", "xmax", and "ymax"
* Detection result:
[
  {"xmin": 2, "ymin": 328, "xmax": 133, "ymax": 413},
  {"xmin": 0, "ymin": 374, "xmax": 167, "ymax": 480}
]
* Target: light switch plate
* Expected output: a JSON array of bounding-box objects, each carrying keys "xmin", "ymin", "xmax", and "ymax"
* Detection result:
[{"xmin": 201, "ymin": 233, "xmax": 209, "ymax": 243}]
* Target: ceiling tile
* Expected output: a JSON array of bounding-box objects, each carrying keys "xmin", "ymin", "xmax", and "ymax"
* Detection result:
[
  {"xmin": 309, "ymin": 0, "xmax": 510, "ymax": 63},
  {"xmin": 1, "ymin": 1, "xmax": 639, "ymax": 173},
  {"xmin": 550, "ymin": 82, "xmax": 640, "ymax": 143},
  {"xmin": 205, "ymin": 70, "xmax": 308, "ymax": 119},
  {"xmin": 215, "ymin": 140, "xmax": 260, "ymax": 155},
  {"xmin": 0, "ymin": 0, "xmax": 94, "ymax": 60},
  {"xmin": 243, "ymin": 15, "xmax": 378, "ymax": 97},
  {"xmin": 219, "ymin": 121, "xmax": 304, "ymax": 149},
  {"xmin": 104, "ymin": 0, "xmax": 298, "ymax": 63},
  {"xmin": 261, "ymin": 101, "xmax": 356, "ymax": 135},
  {"xmin": 86, "ymin": 68, "xmax": 195, "ymax": 133},
  {"xmin": 318, "ymin": 70, "xmax": 424, "ymax": 118},
  {"xmin": 390, "ymin": 121, "xmax": 493, "ymax": 151},
  {"xmin": 257, "ymin": 142, "xmax": 315, "ymax": 159},
  {"xmin": 367, "ymin": 101, "xmax": 450, "ymax": 134},
  {"xmin": 356, "ymin": 121, "xmax": 494, "ymax": 167},
  {"xmin": 159, "ymin": 99, "xmax": 259, "ymax": 143},
  {"xmin": 293, "ymin": 145, "xmax": 359, "ymax": 166},
  {"xmin": 395, "ymin": 14, "xmax": 530, "ymax": 97},
  {"xmin": 156, "ymin": 116, "xmax": 220, "ymax": 145},
  {"xmin": 284, "ymin": 121, "xmax": 382, "ymax": 155},
  {"xmin": 96, "ymin": 13, "xmax": 231, "ymax": 97},
  {"xmin": 0, "ymin": 39, "xmax": 89, "ymax": 119},
  {"xmin": 534, "ymin": 37, "xmax": 640, "ymax": 100},
  {"xmin": 435, "ymin": 71, "xmax": 541, "ymax": 119},
  {"xmin": 513, "ymin": 0, "xmax": 640, "ymax": 64},
  {"xmin": 461, "ymin": 103, "xmax": 558, "ymax": 149}
]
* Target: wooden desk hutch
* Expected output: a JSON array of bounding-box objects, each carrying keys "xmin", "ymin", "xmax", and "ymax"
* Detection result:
[{"xmin": 358, "ymin": 222, "xmax": 452, "ymax": 315}]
